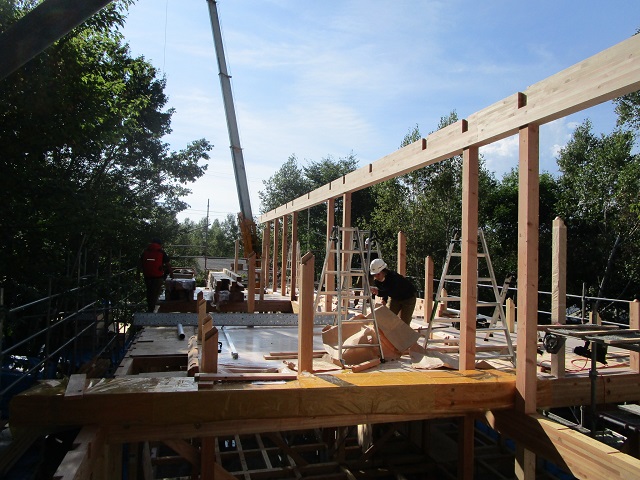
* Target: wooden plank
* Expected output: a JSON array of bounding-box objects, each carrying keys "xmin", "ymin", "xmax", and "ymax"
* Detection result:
[
  {"xmin": 195, "ymin": 373, "xmax": 298, "ymax": 382},
  {"xmin": 65, "ymin": 374, "xmax": 87, "ymax": 398},
  {"xmin": 259, "ymin": 34, "xmax": 640, "ymax": 223},
  {"xmin": 351, "ymin": 358, "xmax": 381, "ymax": 373},
  {"xmin": 486, "ymin": 410, "xmax": 640, "ymax": 480}
]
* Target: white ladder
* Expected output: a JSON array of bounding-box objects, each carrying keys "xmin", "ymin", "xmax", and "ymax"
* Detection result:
[
  {"xmin": 314, "ymin": 226, "xmax": 385, "ymax": 366},
  {"xmin": 425, "ymin": 229, "xmax": 516, "ymax": 366},
  {"xmin": 284, "ymin": 240, "xmax": 300, "ymax": 296}
]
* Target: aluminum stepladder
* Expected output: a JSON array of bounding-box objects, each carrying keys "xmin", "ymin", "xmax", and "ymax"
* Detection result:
[
  {"xmin": 284, "ymin": 240, "xmax": 300, "ymax": 296},
  {"xmin": 314, "ymin": 226, "xmax": 385, "ymax": 366},
  {"xmin": 424, "ymin": 228, "xmax": 516, "ymax": 366}
]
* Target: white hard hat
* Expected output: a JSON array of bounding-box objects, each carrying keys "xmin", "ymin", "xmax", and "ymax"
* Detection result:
[{"xmin": 370, "ymin": 258, "xmax": 387, "ymax": 275}]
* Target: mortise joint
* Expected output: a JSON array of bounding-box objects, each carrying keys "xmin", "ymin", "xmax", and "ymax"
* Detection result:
[
  {"xmin": 461, "ymin": 120, "xmax": 468, "ymax": 133},
  {"xmin": 518, "ymin": 92, "xmax": 527, "ymax": 108}
]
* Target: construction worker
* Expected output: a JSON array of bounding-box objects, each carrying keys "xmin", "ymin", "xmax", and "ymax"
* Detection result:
[
  {"xmin": 138, "ymin": 238, "xmax": 172, "ymax": 312},
  {"xmin": 369, "ymin": 258, "xmax": 417, "ymax": 325}
]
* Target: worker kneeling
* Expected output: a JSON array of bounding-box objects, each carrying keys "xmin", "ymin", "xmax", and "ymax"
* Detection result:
[{"xmin": 369, "ymin": 258, "xmax": 417, "ymax": 326}]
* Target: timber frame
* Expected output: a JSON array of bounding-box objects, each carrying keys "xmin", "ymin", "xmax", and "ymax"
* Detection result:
[
  {"xmin": 255, "ymin": 33, "xmax": 640, "ymax": 479},
  {"xmin": 6, "ymin": 32, "xmax": 640, "ymax": 480}
]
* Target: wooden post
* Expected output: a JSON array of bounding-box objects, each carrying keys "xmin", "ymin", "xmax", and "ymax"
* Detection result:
[
  {"xmin": 459, "ymin": 415, "xmax": 475, "ymax": 480},
  {"xmin": 298, "ymin": 252, "xmax": 315, "ymax": 374},
  {"xmin": 234, "ymin": 238, "xmax": 239, "ymax": 273},
  {"xmin": 201, "ymin": 436, "xmax": 216, "ymax": 479},
  {"xmin": 631, "ymin": 300, "xmax": 640, "ymax": 373},
  {"xmin": 325, "ymin": 198, "xmax": 335, "ymax": 312},
  {"xmin": 397, "ymin": 231, "xmax": 406, "ymax": 276},
  {"xmin": 506, "ymin": 298, "xmax": 516, "ymax": 333},
  {"xmin": 197, "ymin": 291, "xmax": 206, "ymax": 342},
  {"xmin": 515, "ymin": 124, "xmax": 539, "ymax": 479},
  {"xmin": 247, "ymin": 253, "xmax": 256, "ymax": 313},
  {"xmin": 281, "ymin": 214, "xmax": 289, "ymax": 295},
  {"xmin": 551, "ymin": 217, "xmax": 567, "ymax": 378},
  {"xmin": 516, "ymin": 124, "xmax": 539, "ymax": 414},
  {"xmin": 202, "ymin": 318, "xmax": 218, "ymax": 374},
  {"xmin": 261, "ymin": 221, "xmax": 271, "ymax": 301},
  {"xmin": 424, "ymin": 256, "xmax": 434, "ymax": 321},
  {"xmin": 290, "ymin": 212, "xmax": 298, "ymax": 301},
  {"xmin": 272, "ymin": 217, "xmax": 279, "ymax": 293},
  {"xmin": 460, "ymin": 146, "xmax": 479, "ymax": 371}
]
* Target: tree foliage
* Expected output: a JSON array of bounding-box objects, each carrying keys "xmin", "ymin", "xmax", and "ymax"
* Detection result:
[{"xmin": 0, "ymin": 0, "xmax": 212, "ymax": 304}]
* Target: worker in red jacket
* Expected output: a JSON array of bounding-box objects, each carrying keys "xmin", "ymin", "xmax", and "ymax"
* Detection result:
[
  {"xmin": 138, "ymin": 238, "xmax": 172, "ymax": 312},
  {"xmin": 369, "ymin": 258, "xmax": 417, "ymax": 325}
]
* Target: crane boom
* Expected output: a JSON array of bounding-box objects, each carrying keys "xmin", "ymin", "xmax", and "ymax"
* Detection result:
[{"xmin": 206, "ymin": 0, "xmax": 258, "ymax": 256}]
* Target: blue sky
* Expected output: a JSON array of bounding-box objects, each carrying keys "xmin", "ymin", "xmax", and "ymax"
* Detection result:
[{"xmin": 120, "ymin": 1, "xmax": 640, "ymax": 223}]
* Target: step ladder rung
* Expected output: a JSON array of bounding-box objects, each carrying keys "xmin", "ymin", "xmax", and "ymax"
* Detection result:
[
  {"xmin": 315, "ymin": 226, "xmax": 385, "ymax": 366},
  {"xmin": 477, "ymin": 353, "xmax": 515, "ymax": 360},
  {"xmin": 443, "ymin": 275, "xmax": 493, "ymax": 282},
  {"xmin": 342, "ymin": 343, "xmax": 383, "ymax": 349},
  {"xmin": 426, "ymin": 228, "xmax": 516, "ymax": 367}
]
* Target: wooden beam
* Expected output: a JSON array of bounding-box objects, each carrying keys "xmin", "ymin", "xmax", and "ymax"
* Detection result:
[
  {"xmin": 247, "ymin": 253, "xmax": 256, "ymax": 313},
  {"xmin": 163, "ymin": 439, "xmax": 199, "ymax": 467},
  {"xmin": 272, "ymin": 218, "xmax": 279, "ymax": 293},
  {"xmin": 298, "ymin": 252, "xmax": 315, "ymax": 373},
  {"xmin": 424, "ymin": 256, "xmax": 434, "ymax": 321},
  {"xmin": 460, "ymin": 146, "xmax": 479, "ymax": 371},
  {"xmin": 290, "ymin": 212, "xmax": 298, "ymax": 301},
  {"xmin": 201, "ymin": 436, "xmax": 216, "ymax": 480},
  {"xmin": 259, "ymin": 34, "xmax": 640, "ymax": 224},
  {"xmin": 515, "ymin": 123, "xmax": 539, "ymax": 479},
  {"xmin": 551, "ymin": 217, "xmax": 567, "ymax": 378},
  {"xmin": 516, "ymin": 124, "xmax": 539, "ymax": 415},
  {"xmin": 0, "ymin": 0, "xmax": 115, "ymax": 80},
  {"xmin": 281, "ymin": 215, "xmax": 289, "ymax": 295},
  {"xmin": 486, "ymin": 410, "xmax": 640, "ymax": 480},
  {"xmin": 11, "ymin": 371, "xmax": 516, "ymax": 430},
  {"xmin": 261, "ymin": 222, "xmax": 270, "ymax": 300},
  {"xmin": 52, "ymin": 426, "xmax": 105, "ymax": 480},
  {"xmin": 459, "ymin": 415, "xmax": 475, "ymax": 480}
]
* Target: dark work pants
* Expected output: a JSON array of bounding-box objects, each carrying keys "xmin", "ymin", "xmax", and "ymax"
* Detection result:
[
  {"xmin": 144, "ymin": 276, "xmax": 164, "ymax": 312},
  {"xmin": 388, "ymin": 295, "xmax": 417, "ymax": 325}
]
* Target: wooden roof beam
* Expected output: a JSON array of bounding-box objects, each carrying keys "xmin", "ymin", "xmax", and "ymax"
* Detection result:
[{"xmin": 259, "ymin": 33, "xmax": 640, "ymax": 224}]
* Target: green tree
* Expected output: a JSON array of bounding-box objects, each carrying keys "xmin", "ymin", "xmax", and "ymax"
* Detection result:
[
  {"xmin": 0, "ymin": 1, "xmax": 212, "ymax": 304},
  {"xmin": 556, "ymin": 119, "xmax": 640, "ymax": 308}
]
